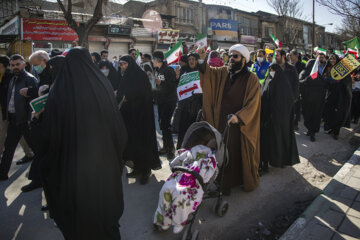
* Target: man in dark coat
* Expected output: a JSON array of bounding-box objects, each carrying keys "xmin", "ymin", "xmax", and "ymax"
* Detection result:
[
  {"xmin": 260, "ymin": 63, "xmax": 299, "ymax": 172},
  {"xmin": 40, "ymin": 48, "xmax": 127, "ymax": 239},
  {"xmin": 0, "ymin": 54, "xmax": 38, "ymax": 181},
  {"xmin": 299, "ymin": 59, "xmax": 327, "ymax": 141},
  {"xmin": 152, "ymin": 51, "xmax": 178, "ymax": 159},
  {"xmin": 275, "ymin": 49, "xmax": 299, "ymax": 102},
  {"xmin": 290, "ymin": 49, "xmax": 306, "ymax": 130},
  {"xmin": 117, "ymin": 55, "xmax": 161, "ymax": 184}
]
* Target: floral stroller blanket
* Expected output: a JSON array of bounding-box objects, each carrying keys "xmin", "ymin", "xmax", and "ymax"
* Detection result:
[{"xmin": 153, "ymin": 145, "xmax": 217, "ymax": 234}]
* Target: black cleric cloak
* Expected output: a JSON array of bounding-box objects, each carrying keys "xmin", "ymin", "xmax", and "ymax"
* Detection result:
[
  {"xmin": 40, "ymin": 47, "xmax": 127, "ymax": 240},
  {"xmin": 260, "ymin": 63, "xmax": 300, "ymax": 169},
  {"xmin": 116, "ymin": 55, "xmax": 161, "ymax": 173}
]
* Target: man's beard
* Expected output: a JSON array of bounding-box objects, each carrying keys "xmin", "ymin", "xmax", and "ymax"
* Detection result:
[
  {"xmin": 228, "ymin": 60, "xmax": 243, "ymax": 73},
  {"xmin": 12, "ymin": 69, "xmax": 21, "ymax": 76}
]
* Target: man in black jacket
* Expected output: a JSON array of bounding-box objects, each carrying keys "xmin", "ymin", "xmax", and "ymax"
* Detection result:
[
  {"xmin": 152, "ymin": 51, "xmax": 177, "ymax": 159},
  {"xmin": 0, "ymin": 54, "xmax": 38, "ymax": 181},
  {"xmin": 275, "ymin": 49, "xmax": 299, "ymax": 102},
  {"xmin": 290, "ymin": 49, "xmax": 306, "ymax": 130}
]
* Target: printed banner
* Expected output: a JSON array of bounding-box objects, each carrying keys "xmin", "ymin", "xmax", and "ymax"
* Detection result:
[
  {"xmin": 177, "ymin": 71, "xmax": 202, "ymax": 101},
  {"xmin": 157, "ymin": 29, "xmax": 180, "ymax": 44},
  {"xmin": 331, "ymin": 54, "xmax": 360, "ymax": 81},
  {"xmin": 22, "ymin": 18, "xmax": 78, "ymax": 41}
]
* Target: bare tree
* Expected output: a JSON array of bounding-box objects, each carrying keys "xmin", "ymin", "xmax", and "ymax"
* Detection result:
[
  {"xmin": 267, "ymin": 0, "xmax": 305, "ymax": 49},
  {"xmin": 318, "ymin": 0, "xmax": 360, "ymax": 39},
  {"xmin": 317, "ymin": 0, "xmax": 360, "ymax": 21},
  {"xmin": 57, "ymin": 0, "xmax": 107, "ymax": 48}
]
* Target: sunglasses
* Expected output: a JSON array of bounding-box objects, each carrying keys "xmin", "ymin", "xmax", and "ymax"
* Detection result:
[{"xmin": 229, "ymin": 54, "xmax": 241, "ymax": 59}]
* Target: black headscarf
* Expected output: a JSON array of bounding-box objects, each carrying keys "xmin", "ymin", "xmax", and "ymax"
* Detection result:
[
  {"xmin": 98, "ymin": 59, "xmax": 119, "ymax": 89},
  {"xmin": 262, "ymin": 63, "xmax": 294, "ymax": 122},
  {"xmin": 47, "ymin": 55, "xmax": 65, "ymax": 87},
  {"xmin": 91, "ymin": 52, "xmax": 101, "ymax": 64},
  {"xmin": 41, "ymin": 47, "xmax": 127, "ymax": 239}
]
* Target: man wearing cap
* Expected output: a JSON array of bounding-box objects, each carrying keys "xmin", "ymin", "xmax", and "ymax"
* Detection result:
[{"xmin": 198, "ymin": 44, "xmax": 261, "ymax": 193}]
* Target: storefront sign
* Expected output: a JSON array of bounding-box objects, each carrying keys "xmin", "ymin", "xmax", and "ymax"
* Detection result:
[
  {"xmin": 108, "ymin": 25, "xmax": 131, "ymax": 36},
  {"xmin": 157, "ymin": 29, "xmax": 179, "ymax": 44},
  {"xmin": 240, "ymin": 35, "xmax": 257, "ymax": 45},
  {"xmin": 22, "ymin": 18, "xmax": 78, "ymax": 41},
  {"xmin": 209, "ymin": 19, "xmax": 238, "ymax": 42},
  {"xmin": 0, "ymin": 16, "xmax": 19, "ymax": 35}
]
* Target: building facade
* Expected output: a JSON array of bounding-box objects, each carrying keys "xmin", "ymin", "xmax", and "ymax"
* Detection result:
[{"xmin": 0, "ymin": 0, "xmax": 344, "ymax": 58}]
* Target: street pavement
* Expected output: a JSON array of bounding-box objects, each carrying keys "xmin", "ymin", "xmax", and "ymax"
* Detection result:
[
  {"xmin": 280, "ymin": 147, "xmax": 360, "ymax": 240},
  {"xmin": 0, "ymin": 108, "xmax": 359, "ymax": 240}
]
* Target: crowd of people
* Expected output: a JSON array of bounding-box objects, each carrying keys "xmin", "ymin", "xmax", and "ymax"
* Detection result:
[{"xmin": 0, "ymin": 40, "xmax": 358, "ymax": 239}]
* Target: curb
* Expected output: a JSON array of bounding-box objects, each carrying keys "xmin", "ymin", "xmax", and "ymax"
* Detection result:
[{"xmin": 279, "ymin": 147, "xmax": 360, "ymax": 240}]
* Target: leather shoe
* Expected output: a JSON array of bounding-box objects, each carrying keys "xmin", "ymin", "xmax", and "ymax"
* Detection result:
[
  {"xmin": 126, "ymin": 170, "xmax": 140, "ymax": 178},
  {"xmin": 16, "ymin": 156, "xmax": 34, "ymax": 165},
  {"xmin": 41, "ymin": 205, "xmax": 49, "ymax": 211},
  {"xmin": 158, "ymin": 148, "xmax": 167, "ymax": 155},
  {"xmin": 310, "ymin": 135, "xmax": 316, "ymax": 142},
  {"xmin": 166, "ymin": 152, "xmax": 175, "ymax": 160},
  {"xmin": 21, "ymin": 181, "xmax": 42, "ymax": 192}
]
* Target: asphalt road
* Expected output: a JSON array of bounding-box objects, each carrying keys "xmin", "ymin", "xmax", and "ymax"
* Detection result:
[{"xmin": 0, "ymin": 108, "xmax": 358, "ymax": 240}]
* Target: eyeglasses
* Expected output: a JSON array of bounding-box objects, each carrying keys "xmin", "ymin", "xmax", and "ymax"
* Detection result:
[{"xmin": 229, "ymin": 54, "xmax": 240, "ymax": 59}]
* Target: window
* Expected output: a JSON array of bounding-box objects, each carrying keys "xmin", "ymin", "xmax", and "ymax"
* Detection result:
[
  {"xmin": 238, "ymin": 16, "xmax": 258, "ymax": 36},
  {"xmin": 175, "ymin": 6, "xmax": 194, "ymax": 24},
  {"xmin": 265, "ymin": 27, "xmax": 274, "ymax": 37}
]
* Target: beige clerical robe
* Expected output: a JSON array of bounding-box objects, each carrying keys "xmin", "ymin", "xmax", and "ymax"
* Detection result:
[{"xmin": 199, "ymin": 63, "xmax": 261, "ymax": 191}]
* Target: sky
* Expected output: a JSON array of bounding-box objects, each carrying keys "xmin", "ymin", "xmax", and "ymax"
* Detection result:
[{"xmin": 49, "ymin": 0, "xmax": 342, "ymax": 33}]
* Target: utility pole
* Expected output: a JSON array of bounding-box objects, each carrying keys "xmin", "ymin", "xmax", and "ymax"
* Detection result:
[{"xmin": 312, "ymin": 0, "xmax": 315, "ymax": 54}]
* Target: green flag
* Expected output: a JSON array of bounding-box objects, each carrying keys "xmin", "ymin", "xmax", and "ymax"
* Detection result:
[{"xmin": 343, "ymin": 37, "xmax": 360, "ymax": 50}]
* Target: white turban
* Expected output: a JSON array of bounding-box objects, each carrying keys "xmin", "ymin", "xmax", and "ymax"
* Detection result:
[{"xmin": 229, "ymin": 44, "xmax": 250, "ymax": 63}]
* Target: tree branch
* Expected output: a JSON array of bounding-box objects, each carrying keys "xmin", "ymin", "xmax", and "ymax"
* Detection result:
[
  {"xmin": 85, "ymin": 0, "xmax": 104, "ymax": 33},
  {"xmin": 57, "ymin": 0, "xmax": 79, "ymax": 32}
]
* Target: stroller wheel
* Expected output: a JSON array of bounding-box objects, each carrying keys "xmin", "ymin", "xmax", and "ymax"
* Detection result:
[
  {"xmin": 214, "ymin": 199, "xmax": 229, "ymax": 217},
  {"xmin": 182, "ymin": 225, "xmax": 199, "ymax": 240},
  {"xmin": 191, "ymin": 229, "xmax": 199, "ymax": 240},
  {"xmin": 181, "ymin": 225, "xmax": 190, "ymax": 240}
]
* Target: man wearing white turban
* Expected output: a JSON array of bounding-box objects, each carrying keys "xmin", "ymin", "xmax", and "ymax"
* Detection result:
[{"xmin": 198, "ymin": 44, "xmax": 261, "ymax": 193}]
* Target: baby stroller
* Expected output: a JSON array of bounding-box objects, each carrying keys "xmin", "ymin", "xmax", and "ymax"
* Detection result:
[{"xmin": 153, "ymin": 114, "xmax": 231, "ymax": 240}]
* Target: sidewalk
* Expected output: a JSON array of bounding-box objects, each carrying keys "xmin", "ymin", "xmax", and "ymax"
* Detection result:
[{"xmin": 280, "ymin": 147, "xmax": 360, "ymax": 240}]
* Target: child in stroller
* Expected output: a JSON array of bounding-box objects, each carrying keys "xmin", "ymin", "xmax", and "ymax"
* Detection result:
[{"xmin": 153, "ymin": 122, "xmax": 229, "ymax": 239}]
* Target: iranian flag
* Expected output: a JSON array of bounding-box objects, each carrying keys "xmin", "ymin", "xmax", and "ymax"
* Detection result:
[
  {"xmin": 165, "ymin": 40, "xmax": 183, "ymax": 65},
  {"xmin": 314, "ymin": 47, "xmax": 326, "ymax": 55},
  {"xmin": 345, "ymin": 48, "xmax": 358, "ymax": 58},
  {"xmin": 334, "ymin": 50, "xmax": 344, "ymax": 58},
  {"xmin": 310, "ymin": 56, "xmax": 320, "ymax": 79},
  {"xmin": 270, "ymin": 34, "xmax": 282, "ymax": 47},
  {"xmin": 195, "ymin": 34, "xmax": 207, "ymax": 49},
  {"xmin": 135, "ymin": 49, "xmax": 142, "ymax": 66}
]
